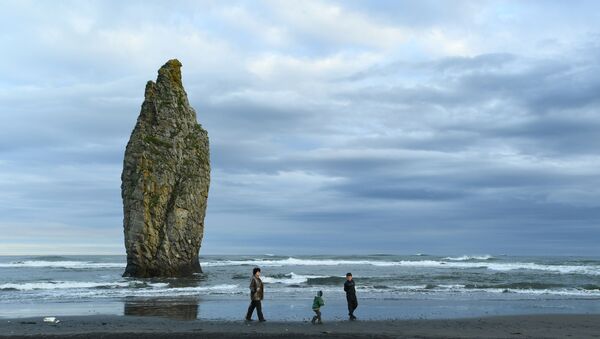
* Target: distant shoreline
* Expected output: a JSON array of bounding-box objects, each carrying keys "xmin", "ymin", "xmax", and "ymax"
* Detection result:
[{"xmin": 1, "ymin": 314, "xmax": 599, "ymax": 338}]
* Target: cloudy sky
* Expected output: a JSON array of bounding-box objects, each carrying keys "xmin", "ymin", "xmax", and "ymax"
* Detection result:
[{"xmin": 1, "ymin": 1, "xmax": 599, "ymax": 256}]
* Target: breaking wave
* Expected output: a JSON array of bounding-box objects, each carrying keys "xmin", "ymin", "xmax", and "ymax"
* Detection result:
[
  {"xmin": 0, "ymin": 281, "xmax": 165, "ymax": 291},
  {"xmin": 386, "ymin": 283, "xmax": 600, "ymax": 297},
  {"xmin": 3, "ymin": 257, "xmax": 598, "ymax": 276},
  {"xmin": 443, "ymin": 255, "xmax": 494, "ymax": 261},
  {"xmin": 201, "ymin": 258, "xmax": 600, "ymax": 275},
  {"xmin": 2, "ymin": 278, "xmax": 599, "ymax": 300},
  {"xmin": 259, "ymin": 273, "xmax": 349, "ymax": 285},
  {"xmin": 261, "ymin": 273, "xmax": 329, "ymax": 285},
  {"xmin": 0, "ymin": 280, "xmax": 240, "ymax": 298}
]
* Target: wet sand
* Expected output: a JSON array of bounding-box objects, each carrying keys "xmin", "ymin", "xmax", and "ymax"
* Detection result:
[{"xmin": 1, "ymin": 314, "xmax": 599, "ymax": 338}]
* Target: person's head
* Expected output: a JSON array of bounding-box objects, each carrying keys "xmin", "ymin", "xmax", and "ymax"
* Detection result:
[
  {"xmin": 346, "ymin": 272, "xmax": 353, "ymax": 281},
  {"xmin": 317, "ymin": 290, "xmax": 323, "ymax": 297},
  {"xmin": 253, "ymin": 267, "xmax": 261, "ymax": 277}
]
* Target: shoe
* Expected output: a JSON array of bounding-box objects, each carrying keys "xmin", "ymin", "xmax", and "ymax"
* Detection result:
[
  {"xmin": 245, "ymin": 318, "xmax": 253, "ymax": 322},
  {"xmin": 259, "ymin": 319, "xmax": 267, "ymax": 322},
  {"xmin": 311, "ymin": 317, "xmax": 316, "ymax": 324}
]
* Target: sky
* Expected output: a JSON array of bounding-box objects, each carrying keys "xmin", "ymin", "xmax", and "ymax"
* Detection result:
[{"xmin": 1, "ymin": 1, "xmax": 599, "ymax": 256}]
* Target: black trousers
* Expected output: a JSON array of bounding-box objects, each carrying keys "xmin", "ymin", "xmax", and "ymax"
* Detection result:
[
  {"xmin": 346, "ymin": 294, "xmax": 358, "ymax": 316},
  {"xmin": 246, "ymin": 300, "xmax": 264, "ymax": 320},
  {"xmin": 312, "ymin": 309, "xmax": 322, "ymax": 323}
]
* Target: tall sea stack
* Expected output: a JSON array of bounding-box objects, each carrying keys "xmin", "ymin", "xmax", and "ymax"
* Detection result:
[{"xmin": 121, "ymin": 59, "xmax": 210, "ymax": 278}]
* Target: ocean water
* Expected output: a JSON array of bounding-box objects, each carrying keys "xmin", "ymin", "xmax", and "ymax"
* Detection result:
[{"xmin": 1, "ymin": 254, "xmax": 599, "ymax": 320}]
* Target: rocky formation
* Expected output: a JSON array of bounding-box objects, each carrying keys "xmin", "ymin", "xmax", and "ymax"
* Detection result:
[{"xmin": 121, "ymin": 59, "xmax": 210, "ymax": 278}]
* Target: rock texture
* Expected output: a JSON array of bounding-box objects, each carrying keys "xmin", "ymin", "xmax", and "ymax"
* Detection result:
[{"xmin": 121, "ymin": 59, "xmax": 210, "ymax": 278}]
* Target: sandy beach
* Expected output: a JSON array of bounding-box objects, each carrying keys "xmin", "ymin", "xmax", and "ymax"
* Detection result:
[{"xmin": 1, "ymin": 314, "xmax": 599, "ymax": 339}]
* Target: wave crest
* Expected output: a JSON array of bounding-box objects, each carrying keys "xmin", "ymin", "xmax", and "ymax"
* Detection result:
[{"xmin": 443, "ymin": 255, "xmax": 494, "ymax": 261}]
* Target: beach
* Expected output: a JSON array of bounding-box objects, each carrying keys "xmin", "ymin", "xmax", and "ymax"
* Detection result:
[{"xmin": 1, "ymin": 314, "xmax": 599, "ymax": 338}]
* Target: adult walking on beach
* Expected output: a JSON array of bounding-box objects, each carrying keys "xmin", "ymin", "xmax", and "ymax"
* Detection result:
[
  {"xmin": 245, "ymin": 267, "xmax": 266, "ymax": 322},
  {"xmin": 344, "ymin": 272, "xmax": 358, "ymax": 320}
]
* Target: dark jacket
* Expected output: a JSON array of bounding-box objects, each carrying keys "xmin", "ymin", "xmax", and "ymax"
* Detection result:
[
  {"xmin": 344, "ymin": 279, "xmax": 356, "ymax": 299},
  {"xmin": 250, "ymin": 275, "xmax": 264, "ymax": 301}
]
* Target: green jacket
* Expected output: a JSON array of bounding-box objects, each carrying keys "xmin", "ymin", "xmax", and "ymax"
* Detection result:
[{"xmin": 312, "ymin": 296, "xmax": 324, "ymax": 310}]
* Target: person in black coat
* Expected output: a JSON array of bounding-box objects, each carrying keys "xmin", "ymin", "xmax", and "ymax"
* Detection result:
[{"xmin": 344, "ymin": 272, "xmax": 358, "ymax": 320}]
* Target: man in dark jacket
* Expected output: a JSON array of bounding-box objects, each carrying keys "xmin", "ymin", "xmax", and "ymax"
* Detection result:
[
  {"xmin": 344, "ymin": 272, "xmax": 358, "ymax": 320},
  {"xmin": 245, "ymin": 267, "xmax": 266, "ymax": 322}
]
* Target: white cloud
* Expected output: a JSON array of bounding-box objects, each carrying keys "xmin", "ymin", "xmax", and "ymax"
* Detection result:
[
  {"xmin": 267, "ymin": 0, "xmax": 409, "ymax": 50},
  {"xmin": 420, "ymin": 28, "xmax": 472, "ymax": 56},
  {"xmin": 217, "ymin": 5, "xmax": 290, "ymax": 47},
  {"xmin": 247, "ymin": 52, "xmax": 382, "ymax": 81}
]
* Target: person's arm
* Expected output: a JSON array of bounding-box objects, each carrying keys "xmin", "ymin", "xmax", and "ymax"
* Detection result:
[
  {"xmin": 344, "ymin": 282, "xmax": 348, "ymax": 292},
  {"xmin": 250, "ymin": 278, "xmax": 257, "ymax": 293},
  {"xmin": 320, "ymin": 297, "xmax": 325, "ymax": 307}
]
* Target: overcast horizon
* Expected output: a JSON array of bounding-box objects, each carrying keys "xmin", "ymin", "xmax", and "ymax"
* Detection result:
[{"xmin": 1, "ymin": 1, "xmax": 599, "ymax": 256}]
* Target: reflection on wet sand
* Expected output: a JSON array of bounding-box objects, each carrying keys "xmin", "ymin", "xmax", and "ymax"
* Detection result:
[{"xmin": 124, "ymin": 297, "xmax": 199, "ymax": 320}]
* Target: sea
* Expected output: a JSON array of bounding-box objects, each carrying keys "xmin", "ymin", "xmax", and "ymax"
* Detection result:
[{"xmin": 1, "ymin": 254, "xmax": 599, "ymax": 320}]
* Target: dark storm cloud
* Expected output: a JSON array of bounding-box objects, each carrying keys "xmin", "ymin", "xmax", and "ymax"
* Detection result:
[
  {"xmin": 333, "ymin": 50, "xmax": 600, "ymax": 163},
  {"xmin": 332, "ymin": 184, "xmax": 468, "ymax": 201}
]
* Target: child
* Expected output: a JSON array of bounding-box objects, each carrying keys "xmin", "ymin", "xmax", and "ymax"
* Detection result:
[{"xmin": 311, "ymin": 290, "xmax": 325, "ymax": 324}]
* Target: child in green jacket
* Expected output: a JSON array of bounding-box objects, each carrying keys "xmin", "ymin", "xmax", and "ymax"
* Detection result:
[{"xmin": 311, "ymin": 290, "xmax": 325, "ymax": 324}]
